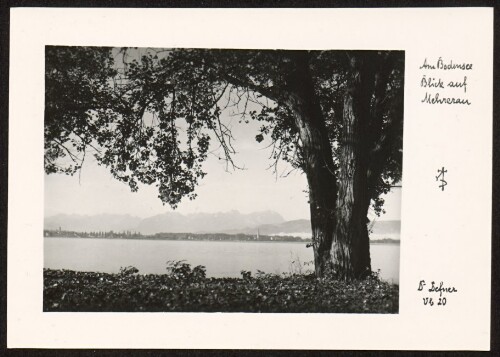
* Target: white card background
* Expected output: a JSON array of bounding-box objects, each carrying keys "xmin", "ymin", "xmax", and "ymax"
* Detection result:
[{"xmin": 8, "ymin": 8, "xmax": 493, "ymax": 350}]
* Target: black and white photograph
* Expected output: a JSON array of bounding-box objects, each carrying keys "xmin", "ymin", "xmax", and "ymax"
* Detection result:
[{"xmin": 43, "ymin": 47, "xmax": 404, "ymax": 313}]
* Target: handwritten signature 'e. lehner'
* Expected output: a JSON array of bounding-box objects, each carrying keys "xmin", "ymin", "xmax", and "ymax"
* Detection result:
[{"xmin": 418, "ymin": 280, "xmax": 458, "ymax": 297}]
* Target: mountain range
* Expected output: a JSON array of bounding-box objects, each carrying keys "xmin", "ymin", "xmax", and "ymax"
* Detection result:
[
  {"xmin": 45, "ymin": 210, "xmax": 284, "ymax": 235},
  {"xmin": 44, "ymin": 211, "xmax": 400, "ymax": 239}
]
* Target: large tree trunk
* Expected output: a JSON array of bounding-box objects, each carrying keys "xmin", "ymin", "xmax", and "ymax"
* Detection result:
[
  {"xmin": 283, "ymin": 52, "xmax": 338, "ymax": 277},
  {"xmin": 330, "ymin": 53, "xmax": 377, "ymax": 280},
  {"xmin": 222, "ymin": 51, "xmax": 398, "ymax": 279}
]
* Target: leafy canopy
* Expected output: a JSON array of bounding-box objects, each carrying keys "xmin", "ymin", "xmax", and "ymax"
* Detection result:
[{"xmin": 45, "ymin": 47, "xmax": 403, "ymax": 211}]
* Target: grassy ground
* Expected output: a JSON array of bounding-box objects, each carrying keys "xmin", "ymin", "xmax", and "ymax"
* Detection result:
[{"xmin": 44, "ymin": 263, "xmax": 398, "ymax": 313}]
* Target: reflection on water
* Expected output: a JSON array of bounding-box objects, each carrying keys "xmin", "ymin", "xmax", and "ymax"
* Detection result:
[{"xmin": 44, "ymin": 237, "xmax": 400, "ymax": 283}]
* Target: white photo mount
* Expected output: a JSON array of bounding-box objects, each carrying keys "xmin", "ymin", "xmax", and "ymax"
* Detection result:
[{"xmin": 8, "ymin": 7, "xmax": 493, "ymax": 350}]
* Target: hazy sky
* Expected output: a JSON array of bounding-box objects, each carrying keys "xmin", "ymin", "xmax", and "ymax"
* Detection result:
[{"xmin": 44, "ymin": 107, "xmax": 402, "ymax": 221}]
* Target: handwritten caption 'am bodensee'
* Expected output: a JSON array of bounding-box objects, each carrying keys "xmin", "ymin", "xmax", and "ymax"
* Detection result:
[{"xmin": 419, "ymin": 57, "xmax": 472, "ymax": 105}]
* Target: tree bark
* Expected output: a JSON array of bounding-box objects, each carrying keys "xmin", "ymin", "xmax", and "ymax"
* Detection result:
[
  {"xmin": 330, "ymin": 53, "xmax": 376, "ymax": 280},
  {"xmin": 283, "ymin": 52, "xmax": 338, "ymax": 277}
]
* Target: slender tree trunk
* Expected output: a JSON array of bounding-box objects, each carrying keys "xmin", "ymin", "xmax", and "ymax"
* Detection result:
[
  {"xmin": 330, "ymin": 53, "xmax": 376, "ymax": 280},
  {"xmin": 283, "ymin": 52, "xmax": 338, "ymax": 277}
]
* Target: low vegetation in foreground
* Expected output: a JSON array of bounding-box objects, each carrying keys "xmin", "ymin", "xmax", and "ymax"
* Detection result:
[{"xmin": 44, "ymin": 262, "xmax": 399, "ymax": 313}]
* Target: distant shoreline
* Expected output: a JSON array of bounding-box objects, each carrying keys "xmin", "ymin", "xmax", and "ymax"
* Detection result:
[{"xmin": 44, "ymin": 235, "xmax": 400, "ymax": 245}]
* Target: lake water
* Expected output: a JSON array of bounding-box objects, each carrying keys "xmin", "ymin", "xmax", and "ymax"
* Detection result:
[{"xmin": 44, "ymin": 238, "xmax": 400, "ymax": 283}]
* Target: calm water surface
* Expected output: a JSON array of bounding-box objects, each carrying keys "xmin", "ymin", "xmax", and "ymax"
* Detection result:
[{"xmin": 44, "ymin": 237, "xmax": 400, "ymax": 283}]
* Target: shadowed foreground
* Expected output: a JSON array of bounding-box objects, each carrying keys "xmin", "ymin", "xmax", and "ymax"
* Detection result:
[{"xmin": 44, "ymin": 265, "xmax": 398, "ymax": 313}]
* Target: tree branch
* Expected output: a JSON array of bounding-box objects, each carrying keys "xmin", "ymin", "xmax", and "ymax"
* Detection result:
[{"xmin": 223, "ymin": 73, "xmax": 279, "ymax": 103}]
